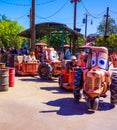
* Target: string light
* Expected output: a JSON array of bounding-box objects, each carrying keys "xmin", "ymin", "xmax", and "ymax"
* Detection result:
[{"xmin": 0, "ymin": 0, "xmax": 59, "ymax": 6}]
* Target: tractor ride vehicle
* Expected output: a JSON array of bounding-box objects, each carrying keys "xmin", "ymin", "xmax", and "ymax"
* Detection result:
[
  {"xmin": 110, "ymin": 52, "xmax": 117, "ymax": 68},
  {"xmin": 73, "ymin": 45, "xmax": 117, "ymax": 110},
  {"xmin": 109, "ymin": 52, "xmax": 117, "ymax": 104},
  {"xmin": 38, "ymin": 47, "xmax": 62, "ymax": 80},
  {"xmin": 14, "ymin": 54, "xmax": 39, "ymax": 76},
  {"xmin": 58, "ymin": 55, "xmax": 78, "ymax": 91},
  {"xmin": 58, "ymin": 51, "xmax": 87, "ymax": 91}
]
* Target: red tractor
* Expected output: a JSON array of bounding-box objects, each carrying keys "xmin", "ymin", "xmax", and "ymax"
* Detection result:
[{"xmin": 73, "ymin": 46, "xmax": 117, "ymax": 110}]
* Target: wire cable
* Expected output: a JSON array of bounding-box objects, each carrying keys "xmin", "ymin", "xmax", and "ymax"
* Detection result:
[
  {"xmin": 36, "ymin": 15, "xmax": 51, "ymax": 22},
  {"xmin": 81, "ymin": 1, "xmax": 104, "ymax": 19},
  {"xmin": 110, "ymin": 10, "xmax": 117, "ymax": 14},
  {"xmin": 9, "ymin": 13, "xmax": 29, "ymax": 20},
  {"xmin": 0, "ymin": 0, "xmax": 30, "ymax": 6},
  {"xmin": 37, "ymin": 0, "xmax": 59, "ymax": 5},
  {"xmin": 37, "ymin": 0, "xmax": 69, "ymax": 19},
  {"xmin": 0, "ymin": 0, "xmax": 59, "ymax": 6}
]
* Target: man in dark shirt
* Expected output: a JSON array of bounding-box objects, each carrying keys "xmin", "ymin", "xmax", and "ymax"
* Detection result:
[{"xmin": 67, "ymin": 55, "xmax": 77, "ymax": 71}]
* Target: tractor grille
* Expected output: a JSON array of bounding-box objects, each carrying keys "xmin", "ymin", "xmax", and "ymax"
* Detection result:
[
  {"xmin": 94, "ymin": 77, "xmax": 100, "ymax": 90},
  {"xmin": 86, "ymin": 77, "xmax": 100, "ymax": 90},
  {"xmin": 86, "ymin": 77, "xmax": 92, "ymax": 90},
  {"xmin": 56, "ymin": 66, "xmax": 62, "ymax": 70}
]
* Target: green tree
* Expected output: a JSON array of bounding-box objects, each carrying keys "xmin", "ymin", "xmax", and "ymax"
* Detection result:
[
  {"xmin": 37, "ymin": 32, "xmax": 70, "ymax": 49},
  {"xmin": 97, "ymin": 17, "xmax": 117, "ymax": 35},
  {"xmin": 96, "ymin": 16, "xmax": 117, "ymax": 54},
  {"xmin": 0, "ymin": 15, "xmax": 24, "ymax": 49},
  {"xmin": 95, "ymin": 34, "xmax": 117, "ymax": 53},
  {"xmin": 37, "ymin": 32, "xmax": 85, "ymax": 51},
  {"xmin": 0, "ymin": 14, "xmax": 9, "ymax": 21}
]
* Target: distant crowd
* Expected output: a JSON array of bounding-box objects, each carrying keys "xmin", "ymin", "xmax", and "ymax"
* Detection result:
[
  {"xmin": 0, "ymin": 45, "xmax": 72, "ymax": 61},
  {"xmin": 0, "ymin": 47, "xmax": 30, "ymax": 55}
]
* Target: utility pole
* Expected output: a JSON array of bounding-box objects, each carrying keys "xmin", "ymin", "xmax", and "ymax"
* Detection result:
[
  {"xmin": 30, "ymin": 0, "xmax": 35, "ymax": 52},
  {"xmin": 70, "ymin": 0, "xmax": 81, "ymax": 54},
  {"xmin": 30, "ymin": 8, "xmax": 32, "ymax": 30},
  {"xmin": 73, "ymin": 0, "xmax": 77, "ymax": 30},
  {"xmin": 28, "ymin": 8, "xmax": 32, "ymax": 48},
  {"xmin": 83, "ymin": 14, "xmax": 89, "ymax": 39},
  {"xmin": 84, "ymin": 14, "xmax": 88, "ymax": 38},
  {"xmin": 104, "ymin": 7, "xmax": 109, "ymax": 44}
]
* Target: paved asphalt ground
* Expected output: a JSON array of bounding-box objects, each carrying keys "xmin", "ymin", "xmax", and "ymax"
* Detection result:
[{"xmin": 0, "ymin": 76, "xmax": 117, "ymax": 130}]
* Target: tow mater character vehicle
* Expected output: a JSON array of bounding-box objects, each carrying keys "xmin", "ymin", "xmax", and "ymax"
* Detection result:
[
  {"xmin": 38, "ymin": 47, "xmax": 62, "ymax": 79},
  {"xmin": 73, "ymin": 46, "xmax": 117, "ymax": 110},
  {"xmin": 58, "ymin": 55, "xmax": 78, "ymax": 91},
  {"xmin": 110, "ymin": 52, "xmax": 117, "ymax": 104},
  {"xmin": 110, "ymin": 52, "xmax": 117, "ymax": 68}
]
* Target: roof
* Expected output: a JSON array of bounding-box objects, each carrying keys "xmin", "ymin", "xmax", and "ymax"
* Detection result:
[
  {"xmin": 19, "ymin": 22, "xmax": 85, "ymax": 39},
  {"xmin": 35, "ymin": 42, "xmax": 47, "ymax": 46}
]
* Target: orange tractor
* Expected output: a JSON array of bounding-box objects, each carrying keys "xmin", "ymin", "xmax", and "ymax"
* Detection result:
[
  {"xmin": 14, "ymin": 55, "xmax": 39, "ymax": 76},
  {"xmin": 58, "ymin": 55, "xmax": 81, "ymax": 91},
  {"xmin": 14, "ymin": 43, "xmax": 62, "ymax": 78},
  {"xmin": 73, "ymin": 46, "xmax": 117, "ymax": 110},
  {"xmin": 58, "ymin": 51, "xmax": 87, "ymax": 91},
  {"xmin": 109, "ymin": 52, "xmax": 117, "ymax": 105},
  {"xmin": 38, "ymin": 47, "xmax": 62, "ymax": 79},
  {"xmin": 110, "ymin": 52, "xmax": 117, "ymax": 68}
]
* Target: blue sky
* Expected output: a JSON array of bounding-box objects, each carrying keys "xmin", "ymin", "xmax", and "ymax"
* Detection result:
[{"xmin": 0, "ymin": 0, "xmax": 117, "ymax": 35}]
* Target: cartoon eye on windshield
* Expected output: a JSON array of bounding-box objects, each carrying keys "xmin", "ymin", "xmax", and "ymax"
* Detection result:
[
  {"xmin": 92, "ymin": 56, "xmax": 96, "ymax": 67},
  {"xmin": 98, "ymin": 57, "xmax": 107, "ymax": 69},
  {"xmin": 53, "ymin": 56, "xmax": 56, "ymax": 58},
  {"xmin": 50, "ymin": 52, "xmax": 56, "ymax": 60}
]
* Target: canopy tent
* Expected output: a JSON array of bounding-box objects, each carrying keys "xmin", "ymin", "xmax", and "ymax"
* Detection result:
[
  {"xmin": 35, "ymin": 42, "xmax": 47, "ymax": 46},
  {"xmin": 19, "ymin": 22, "xmax": 85, "ymax": 39},
  {"xmin": 19, "ymin": 22, "xmax": 85, "ymax": 54}
]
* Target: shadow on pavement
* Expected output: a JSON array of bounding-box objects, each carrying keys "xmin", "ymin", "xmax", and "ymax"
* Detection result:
[
  {"xmin": 40, "ymin": 98, "xmax": 115, "ymax": 116},
  {"xmin": 40, "ymin": 86, "xmax": 72, "ymax": 94},
  {"xmin": 98, "ymin": 101, "xmax": 115, "ymax": 111},
  {"xmin": 18, "ymin": 76, "xmax": 58, "ymax": 83}
]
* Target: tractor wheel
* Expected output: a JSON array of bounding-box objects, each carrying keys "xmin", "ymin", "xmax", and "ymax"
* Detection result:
[
  {"xmin": 73, "ymin": 68, "xmax": 83, "ymax": 102},
  {"xmin": 87, "ymin": 97, "xmax": 92, "ymax": 109},
  {"xmin": 110, "ymin": 72, "xmax": 117, "ymax": 104},
  {"xmin": 58, "ymin": 75, "xmax": 63, "ymax": 88},
  {"xmin": 91, "ymin": 98, "xmax": 99, "ymax": 110},
  {"xmin": 87, "ymin": 97, "xmax": 99, "ymax": 110},
  {"xmin": 14, "ymin": 66, "xmax": 18, "ymax": 76},
  {"xmin": 38, "ymin": 62, "xmax": 52, "ymax": 80}
]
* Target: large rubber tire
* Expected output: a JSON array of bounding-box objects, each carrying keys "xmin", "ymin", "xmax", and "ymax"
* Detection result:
[
  {"xmin": 14, "ymin": 66, "xmax": 19, "ymax": 76},
  {"xmin": 91, "ymin": 98, "xmax": 99, "ymax": 110},
  {"xmin": 38, "ymin": 62, "xmax": 52, "ymax": 80},
  {"xmin": 87, "ymin": 97, "xmax": 99, "ymax": 110},
  {"xmin": 110, "ymin": 72, "xmax": 117, "ymax": 104},
  {"xmin": 58, "ymin": 75, "xmax": 63, "ymax": 88},
  {"xmin": 73, "ymin": 68, "xmax": 83, "ymax": 102}
]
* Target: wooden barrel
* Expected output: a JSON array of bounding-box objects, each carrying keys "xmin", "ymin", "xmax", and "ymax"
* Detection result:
[
  {"xmin": 0, "ymin": 63, "xmax": 6, "ymax": 69},
  {"xmin": 0, "ymin": 68, "xmax": 9, "ymax": 91}
]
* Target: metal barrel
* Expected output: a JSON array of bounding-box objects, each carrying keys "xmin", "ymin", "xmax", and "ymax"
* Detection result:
[{"xmin": 0, "ymin": 68, "xmax": 9, "ymax": 91}]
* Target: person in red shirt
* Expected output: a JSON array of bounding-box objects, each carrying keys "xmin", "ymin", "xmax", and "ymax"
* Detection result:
[
  {"xmin": 35, "ymin": 46, "xmax": 40, "ymax": 60},
  {"xmin": 77, "ymin": 51, "xmax": 87, "ymax": 68}
]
